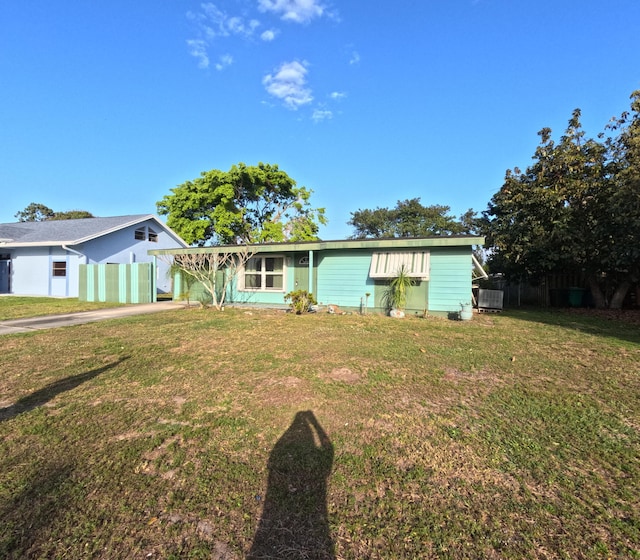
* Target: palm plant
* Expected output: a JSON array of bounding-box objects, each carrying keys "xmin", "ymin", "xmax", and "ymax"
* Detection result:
[{"xmin": 387, "ymin": 265, "xmax": 413, "ymax": 311}]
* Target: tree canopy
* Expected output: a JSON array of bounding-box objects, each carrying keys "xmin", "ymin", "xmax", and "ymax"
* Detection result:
[
  {"xmin": 156, "ymin": 162, "xmax": 327, "ymax": 246},
  {"xmin": 348, "ymin": 198, "xmax": 478, "ymax": 239},
  {"xmin": 482, "ymin": 90, "xmax": 640, "ymax": 309},
  {"xmin": 14, "ymin": 203, "xmax": 94, "ymax": 222}
]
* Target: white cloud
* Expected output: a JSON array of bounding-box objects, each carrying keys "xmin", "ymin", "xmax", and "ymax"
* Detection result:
[
  {"xmin": 196, "ymin": 3, "xmax": 260, "ymax": 38},
  {"xmin": 330, "ymin": 91, "xmax": 346, "ymax": 100},
  {"xmin": 186, "ymin": 4, "xmax": 264, "ymax": 69},
  {"xmin": 312, "ymin": 109, "xmax": 333, "ymax": 122},
  {"xmin": 258, "ymin": 0, "xmax": 326, "ymax": 23},
  {"xmin": 260, "ymin": 29, "xmax": 278, "ymax": 41},
  {"xmin": 349, "ymin": 50, "xmax": 360, "ymax": 65},
  {"xmin": 186, "ymin": 39, "xmax": 210, "ymax": 69},
  {"xmin": 198, "ymin": 3, "xmax": 230, "ymax": 38},
  {"xmin": 263, "ymin": 60, "xmax": 313, "ymax": 109},
  {"xmin": 215, "ymin": 54, "xmax": 234, "ymax": 71},
  {"xmin": 227, "ymin": 16, "xmax": 260, "ymax": 36}
]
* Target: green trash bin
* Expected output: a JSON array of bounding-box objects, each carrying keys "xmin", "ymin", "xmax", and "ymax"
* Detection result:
[{"xmin": 568, "ymin": 287, "xmax": 585, "ymax": 307}]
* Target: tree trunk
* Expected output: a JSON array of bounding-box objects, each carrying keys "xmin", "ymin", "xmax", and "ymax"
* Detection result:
[
  {"xmin": 587, "ymin": 275, "xmax": 607, "ymax": 309},
  {"xmin": 609, "ymin": 279, "xmax": 632, "ymax": 310}
]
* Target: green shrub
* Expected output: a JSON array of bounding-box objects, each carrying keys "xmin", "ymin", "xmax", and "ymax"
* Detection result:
[{"xmin": 284, "ymin": 290, "xmax": 317, "ymax": 314}]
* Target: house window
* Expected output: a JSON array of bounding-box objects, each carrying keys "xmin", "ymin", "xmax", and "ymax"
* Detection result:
[
  {"xmin": 52, "ymin": 261, "xmax": 67, "ymax": 277},
  {"xmin": 135, "ymin": 226, "xmax": 158, "ymax": 242},
  {"xmin": 369, "ymin": 251, "xmax": 430, "ymax": 279},
  {"xmin": 242, "ymin": 256, "xmax": 284, "ymax": 291}
]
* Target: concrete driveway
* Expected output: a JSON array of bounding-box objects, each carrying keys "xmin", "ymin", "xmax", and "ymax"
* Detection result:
[{"xmin": 0, "ymin": 301, "xmax": 181, "ymax": 335}]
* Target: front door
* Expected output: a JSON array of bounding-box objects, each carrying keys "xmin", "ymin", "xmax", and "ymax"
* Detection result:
[
  {"xmin": 0, "ymin": 259, "xmax": 10, "ymax": 293},
  {"xmin": 293, "ymin": 253, "xmax": 310, "ymax": 292}
]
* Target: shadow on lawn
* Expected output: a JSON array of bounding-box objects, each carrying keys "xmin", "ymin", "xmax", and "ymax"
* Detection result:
[
  {"xmin": 0, "ymin": 461, "xmax": 74, "ymax": 557},
  {"xmin": 503, "ymin": 308, "xmax": 640, "ymax": 346},
  {"xmin": 248, "ymin": 410, "xmax": 335, "ymax": 560},
  {"xmin": 0, "ymin": 357, "xmax": 129, "ymax": 423}
]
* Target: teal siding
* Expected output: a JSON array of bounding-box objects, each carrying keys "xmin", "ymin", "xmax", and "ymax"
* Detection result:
[
  {"xmin": 168, "ymin": 245, "xmax": 475, "ymax": 315},
  {"xmin": 230, "ymin": 285, "xmax": 287, "ymax": 305},
  {"xmin": 316, "ymin": 250, "xmax": 374, "ymax": 308},
  {"xmin": 428, "ymin": 247, "xmax": 473, "ymax": 314}
]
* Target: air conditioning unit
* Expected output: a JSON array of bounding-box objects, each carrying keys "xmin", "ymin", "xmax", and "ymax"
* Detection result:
[{"xmin": 478, "ymin": 289, "xmax": 503, "ymax": 311}]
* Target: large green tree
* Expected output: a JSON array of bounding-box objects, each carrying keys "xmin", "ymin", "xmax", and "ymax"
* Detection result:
[
  {"xmin": 15, "ymin": 203, "xmax": 55, "ymax": 222},
  {"xmin": 348, "ymin": 198, "xmax": 478, "ymax": 238},
  {"xmin": 482, "ymin": 91, "xmax": 640, "ymax": 309},
  {"xmin": 50, "ymin": 210, "xmax": 95, "ymax": 220},
  {"xmin": 157, "ymin": 162, "xmax": 327, "ymax": 246},
  {"xmin": 15, "ymin": 203, "xmax": 94, "ymax": 221}
]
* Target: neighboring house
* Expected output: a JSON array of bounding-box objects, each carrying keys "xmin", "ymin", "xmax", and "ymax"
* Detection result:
[
  {"xmin": 0, "ymin": 215, "xmax": 188, "ymax": 298},
  {"xmin": 151, "ymin": 236, "xmax": 485, "ymax": 317}
]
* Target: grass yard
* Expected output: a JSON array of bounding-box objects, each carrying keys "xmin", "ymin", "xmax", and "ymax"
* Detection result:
[
  {"xmin": 0, "ymin": 305, "xmax": 639, "ymax": 559},
  {"xmin": 0, "ymin": 296, "xmax": 123, "ymax": 320}
]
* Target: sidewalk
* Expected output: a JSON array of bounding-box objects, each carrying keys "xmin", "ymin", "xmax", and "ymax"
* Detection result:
[{"xmin": 0, "ymin": 301, "xmax": 181, "ymax": 335}]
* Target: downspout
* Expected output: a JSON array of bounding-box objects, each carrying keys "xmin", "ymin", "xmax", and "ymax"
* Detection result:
[
  {"xmin": 62, "ymin": 244, "xmax": 87, "ymax": 297},
  {"xmin": 62, "ymin": 244, "xmax": 86, "ymax": 260}
]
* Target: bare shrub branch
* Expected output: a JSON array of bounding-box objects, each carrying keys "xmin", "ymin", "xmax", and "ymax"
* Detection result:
[{"xmin": 160, "ymin": 247, "xmax": 254, "ymax": 310}]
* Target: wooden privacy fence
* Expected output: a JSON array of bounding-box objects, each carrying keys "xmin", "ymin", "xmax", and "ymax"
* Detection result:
[{"xmin": 79, "ymin": 263, "xmax": 154, "ymax": 303}]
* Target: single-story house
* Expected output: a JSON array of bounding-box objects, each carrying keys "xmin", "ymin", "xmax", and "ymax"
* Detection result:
[
  {"xmin": 150, "ymin": 236, "xmax": 485, "ymax": 317},
  {"xmin": 0, "ymin": 215, "xmax": 187, "ymax": 298}
]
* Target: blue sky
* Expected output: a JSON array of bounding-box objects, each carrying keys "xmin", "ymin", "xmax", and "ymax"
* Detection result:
[{"xmin": 2, "ymin": 0, "xmax": 639, "ymax": 240}]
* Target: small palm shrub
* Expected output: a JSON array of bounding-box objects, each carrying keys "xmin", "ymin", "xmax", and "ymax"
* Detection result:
[
  {"xmin": 284, "ymin": 290, "xmax": 317, "ymax": 314},
  {"xmin": 387, "ymin": 265, "xmax": 414, "ymax": 311}
]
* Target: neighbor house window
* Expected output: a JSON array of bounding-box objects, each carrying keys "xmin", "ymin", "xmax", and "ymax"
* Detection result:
[
  {"xmin": 52, "ymin": 261, "xmax": 67, "ymax": 277},
  {"xmin": 369, "ymin": 251, "xmax": 430, "ymax": 279},
  {"xmin": 135, "ymin": 226, "xmax": 158, "ymax": 242},
  {"xmin": 241, "ymin": 256, "xmax": 284, "ymax": 291}
]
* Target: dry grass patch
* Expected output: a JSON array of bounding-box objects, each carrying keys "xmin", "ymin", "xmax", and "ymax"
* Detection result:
[{"xmin": 0, "ymin": 307, "xmax": 638, "ymax": 559}]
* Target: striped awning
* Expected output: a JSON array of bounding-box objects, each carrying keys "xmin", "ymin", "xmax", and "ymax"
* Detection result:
[{"xmin": 369, "ymin": 251, "xmax": 430, "ymax": 279}]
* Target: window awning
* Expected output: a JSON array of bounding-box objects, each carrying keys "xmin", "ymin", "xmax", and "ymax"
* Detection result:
[{"xmin": 369, "ymin": 251, "xmax": 430, "ymax": 279}]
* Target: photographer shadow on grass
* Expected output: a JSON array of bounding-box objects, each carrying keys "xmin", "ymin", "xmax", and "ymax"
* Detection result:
[{"xmin": 248, "ymin": 410, "xmax": 335, "ymax": 560}]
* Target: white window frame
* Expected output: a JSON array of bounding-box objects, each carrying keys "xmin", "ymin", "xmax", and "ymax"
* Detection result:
[
  {"xmin": 239, "ymin": 255, "xmax": 286, "ymax": 292},
  {"xmin": 369, "ymin": 251, "xmax": 430, "ymax": 279}
]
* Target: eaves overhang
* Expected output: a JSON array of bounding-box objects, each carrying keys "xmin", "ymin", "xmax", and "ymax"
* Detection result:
[
  {"xmin": 0, "ymin": 240, "xmax": 77, "ymax": 248},
  {"xmin": 148, "ymin": 236, "xmax": 485, "ymax": 256}
]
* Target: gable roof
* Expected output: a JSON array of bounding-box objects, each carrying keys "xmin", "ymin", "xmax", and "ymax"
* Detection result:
[{"xmin": 0, "ymin": 215, "xmax": 188, "ymax": 248}]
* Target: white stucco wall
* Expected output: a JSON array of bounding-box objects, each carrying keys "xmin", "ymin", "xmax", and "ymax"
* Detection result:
[{"xmin": 8, "ymin": 247, "xmax": 85, "ymax": 297}]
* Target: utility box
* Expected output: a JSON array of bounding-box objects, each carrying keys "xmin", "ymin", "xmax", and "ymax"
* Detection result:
[{"xmin": 478, "ymin": 289, "xmax": 504, "ymax": 312}]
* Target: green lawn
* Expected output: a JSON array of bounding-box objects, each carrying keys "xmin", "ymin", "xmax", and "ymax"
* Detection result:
[
  {"xmin": 0, "ymin": 306, "xmax": 638, "ymax": 559},
  {"xmin": 0, "ymin": 296, "xmax": 123, "ymax": 320}
]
